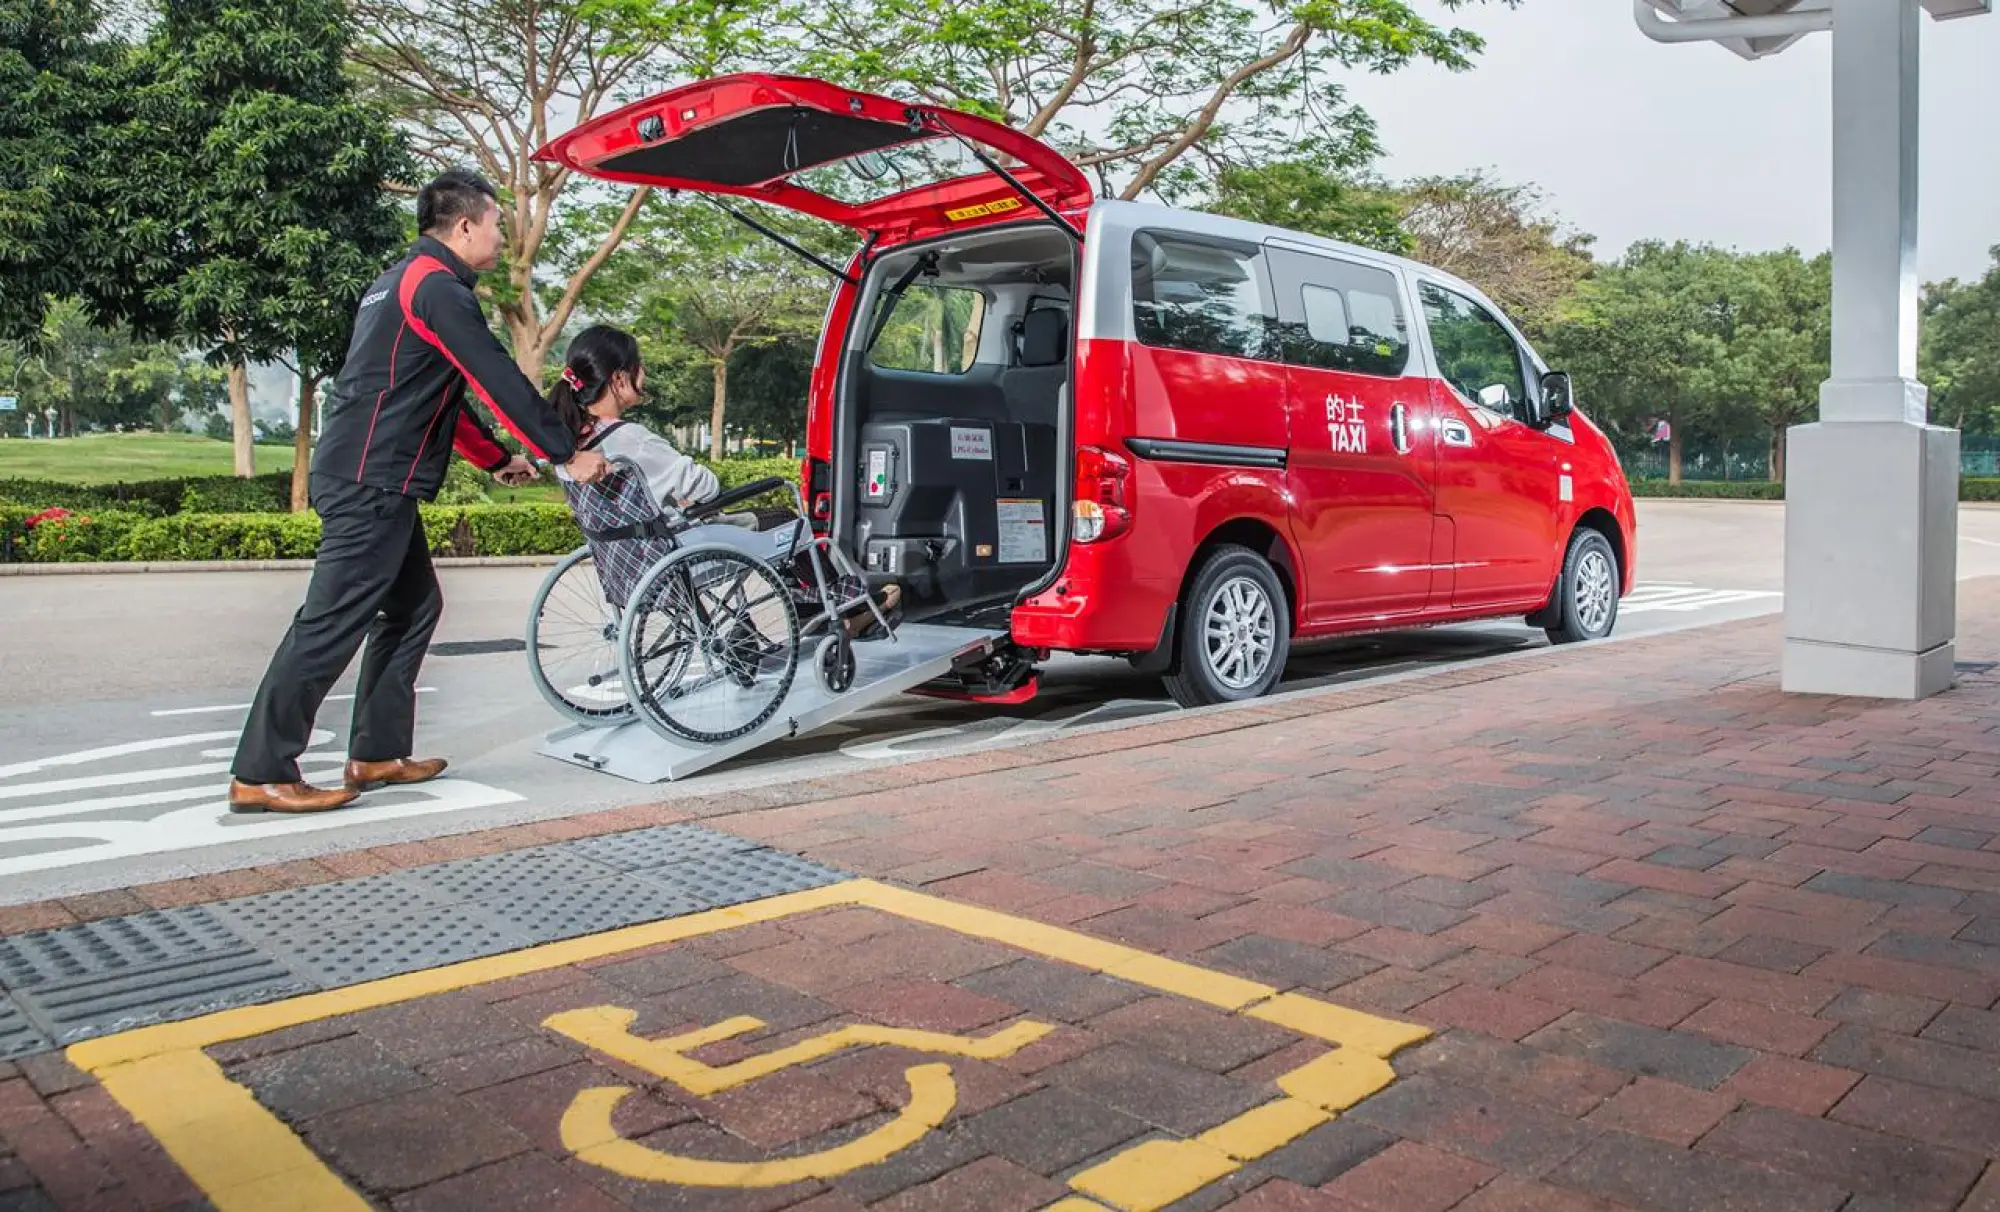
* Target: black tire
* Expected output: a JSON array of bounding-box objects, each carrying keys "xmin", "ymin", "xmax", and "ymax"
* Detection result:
[
  {"xmin": 620, "ymin": 546, "xmax": 799, "ymax": 744},
  {"xmin": 1543, "ymin": 529, "xmax": 1620, "ymax": 645},
  {"xmin": 525, "ymin": 547, "xmax": 635, "ymax": 726},
  {"xmin": 1162, "ymin": 544, "xmax": 1291, "ymax": 709}
]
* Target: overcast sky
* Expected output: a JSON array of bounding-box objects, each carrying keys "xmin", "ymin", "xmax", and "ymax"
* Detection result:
[{"xmin": 1337, "ymin": 3, "xmax": 2000, "ymax": 284}]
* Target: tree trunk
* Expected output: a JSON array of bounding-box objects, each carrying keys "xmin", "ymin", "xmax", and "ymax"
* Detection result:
[
  {"xmin": 228, "ymin": 362, "xmax": 254, "ymax": 477},
  {"xmin": 291, "ymin": 374, "xmax": 320, "ymax": 512},
  {"xmin": 1770, "ymin": 425, "xmax": 1787, "ymax": 484},
  {"xmin": 1667, "ymin": 402, "xmax": 1683, "ymax": 486},
  {"xmin": 709, "ymin": 358, "xmax": 729, "ymax": 463},
  {"xmin": 502, "ymin": 310, "xmax": 552, "ymax": 381}
]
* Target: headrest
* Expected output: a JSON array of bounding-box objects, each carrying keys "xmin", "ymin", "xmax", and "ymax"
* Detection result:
[{"xmin": 1018, "ymin": 308, "xmax": 1068, "ymax": 367}]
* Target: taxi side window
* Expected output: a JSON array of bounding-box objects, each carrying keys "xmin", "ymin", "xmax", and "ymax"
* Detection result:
[
  {"xmin": 1268, "ymin": 250, "xmax": 1412, "ymax": 378},
  {"xmin": 1131, "ymin": 231, "xmax": 1274, "ymax": 362},
  {"xmin": 1420, "ymin": 282, "xmax": 1529, "ymax": 419}
]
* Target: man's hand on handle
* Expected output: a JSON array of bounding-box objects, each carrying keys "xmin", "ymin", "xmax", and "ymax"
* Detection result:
[
  {"xmin": 493, "ymin": 455, "xmax": 540, "ymax": 487},
  {"xmin": 564, "ymin": 449, "xmax": 610, "ymax": 485}
]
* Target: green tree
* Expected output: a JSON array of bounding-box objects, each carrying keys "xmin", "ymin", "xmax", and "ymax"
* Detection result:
[
  {"xmin": 788, "ymin": 0, "xmax": 1520, "ymax": 202},
  {"xmin": 1209, "ymin": 160, "xmax": 1407, "ymax": 253},
  {"xmin": 623, "ymin": 200, "xmax": 829, "ymax": 460},
  {"xmin": 0, "ymin": 0, "xmax": 140, "ymax": 341},
  {"xmin": 1709, "ymin": 250, "xmax": 1830, "ymax": 482},
  {"xmin": 109, "ymin": 0, "xmax": 410, "ymax": 497},
  {"xmin": 346, "ymin": 0, "xmax": 757, "ymax": 378},
  {"xmin": 1922, "ymin": 249, "xmax": 2000, "ymax": 436},
  {"xmin": 1392, "ymin": 171, "xmax": 1593, "ymax": 341},
  {"xmin": 1543, "ymin": 241, "xmax": 1735, "ymax": 484}
]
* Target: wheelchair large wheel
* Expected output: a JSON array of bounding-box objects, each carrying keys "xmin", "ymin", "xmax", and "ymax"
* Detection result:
[
  {"xmin": 619, "ymin": 545, "xmax": 799, "ymax": 744},
  {"xmin": 526, "ymin": 547, "xmax": 634, "ymax": 725}
]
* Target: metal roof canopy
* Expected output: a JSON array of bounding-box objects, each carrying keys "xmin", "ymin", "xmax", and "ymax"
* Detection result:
[
  {"xmin": 1635, "ymin": 0, "xmax": 1990, "ymax": 59},
  {"xmin": 1634, "ymin": 0, "xmax": 1992, "ymax": 703}
]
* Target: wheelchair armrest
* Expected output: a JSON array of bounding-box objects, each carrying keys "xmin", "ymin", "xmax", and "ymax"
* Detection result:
[{"xmin": 684, "ymin": 477, "xmax": 792, "ymax": 521}]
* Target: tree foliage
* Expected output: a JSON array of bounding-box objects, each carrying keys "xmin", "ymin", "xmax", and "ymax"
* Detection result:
[
  {"xmin": 787, "ymin": 0, "xmax": 1519, "ymax": 202},
  {"xmin": 1922, "ymin": 249, "xmax": 2000, "ymax": 436},
  {"xmin": 1393, "ymin": 170, "xmax": 1593, "ymax": 341},
  {"xmin": 345, "ymin": 0, "xmax": 760, "ymax": 376}
]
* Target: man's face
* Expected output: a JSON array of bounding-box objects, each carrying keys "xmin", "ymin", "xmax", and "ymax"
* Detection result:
[{"xmin": 455, "ymin": 199, "xmax": 505, "ymax": 272}]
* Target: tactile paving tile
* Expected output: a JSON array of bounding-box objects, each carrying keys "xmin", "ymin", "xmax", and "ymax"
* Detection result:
[
  {"xmin": 402, "ymin": 847, "xmax": 619, "ymax": 903},
  {"xmin": 557, "ymin": 824, "xmax": 762, "ymax": 872},
  {"xmin": 639, "ymin": 847, "xmax": 849, "ymax": 908},
  {"xmin": 0, "ymin": 992, "xmax": 50, "ymax": 1060},
  {"xmin": 10, "ymin": 949, "xmax": 312, "ymax": 1045},
  {"xmin": 0, "ymin": 908, "xmax": 246, "ymax": 990},
  {"xmin": 208, "ymin": 874, "xmax": 449, "ymax": 944},
  {"xmin": 275, "ymin": 906, "xmax": 528, "ymax": 989},
  {"xmin": 474, "ymin": 876, "xmax": 709, "ymax": 943}
]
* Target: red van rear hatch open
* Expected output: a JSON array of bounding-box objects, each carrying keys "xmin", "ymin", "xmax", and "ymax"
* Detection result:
[{"xmin": 533, "ymin": 74, "xmax": 1093, "ymax": 242}]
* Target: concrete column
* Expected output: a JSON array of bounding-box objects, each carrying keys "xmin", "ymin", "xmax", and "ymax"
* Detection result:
[{"xmin": 1782, "ymin": 0, "xmax": 1960, "ymax": 699}]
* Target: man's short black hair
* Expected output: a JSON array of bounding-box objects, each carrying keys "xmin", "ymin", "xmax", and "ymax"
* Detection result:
[{"xmin": 418, "ymin": 170, "xmax": 498, "ymax": 237}]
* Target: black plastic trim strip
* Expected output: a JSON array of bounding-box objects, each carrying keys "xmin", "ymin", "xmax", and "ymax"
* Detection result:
[{"xmin": 1124, "ymin": 438, "xmax": 1288, "ymax": 470}]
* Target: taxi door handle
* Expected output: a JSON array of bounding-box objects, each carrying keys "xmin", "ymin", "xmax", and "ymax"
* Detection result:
[{"xmin": 1390, "ymin": 403, "xmax": 1410, "ymax": 455}]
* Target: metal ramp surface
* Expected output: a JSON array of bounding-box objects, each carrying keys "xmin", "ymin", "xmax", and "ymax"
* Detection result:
[{"xmin": 538, "ymin": 622, "xmax": 1005, "ymax": 783}]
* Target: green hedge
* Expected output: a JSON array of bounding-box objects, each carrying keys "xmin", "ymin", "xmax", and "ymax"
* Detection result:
[
  {"xmin": 3, "ymin": 504, "xmax": 581, "ymax": 564},
  {"xmin": 1634, "ymin": 478, "xmax": 2000, "ymax": 501},
  {"xmin": 0, "ymin": 471, "xmax": 293, "ymax": 515}
]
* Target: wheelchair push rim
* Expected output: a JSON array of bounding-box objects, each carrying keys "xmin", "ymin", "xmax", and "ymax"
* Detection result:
[
  {"xmin": 526, "ymin": 546, "xmax": 636, "ymax": 725},
  {"xmin": 619, "ymin": 543, "xmax": 800, "ymax": 745}
]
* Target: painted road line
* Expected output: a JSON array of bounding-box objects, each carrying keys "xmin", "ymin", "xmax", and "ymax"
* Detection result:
[
  {"xmin": 0, "ymin": 755, "xmax": 346, "ymax": 825},
  {"xmin": 151, "ymin": 688, "xmax": 436, "ymax": 718},
  {"xmin": 70, "ymin": 879, "xmax": 1431, "ymax": 1212},
  {"xmin": 0, "ymin": 731, "xmax": 245, "ymax": 780}
]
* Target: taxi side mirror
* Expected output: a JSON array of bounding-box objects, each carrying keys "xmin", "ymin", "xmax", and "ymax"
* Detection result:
[{"xmin": 1540, "ymin": 371, "xmax": 1575, "ymax": 422}]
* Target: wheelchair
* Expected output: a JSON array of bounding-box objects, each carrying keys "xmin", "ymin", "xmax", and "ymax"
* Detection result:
[{"xmin": 525, "ymin": 461, "xmax": 894, "ymax": 745}]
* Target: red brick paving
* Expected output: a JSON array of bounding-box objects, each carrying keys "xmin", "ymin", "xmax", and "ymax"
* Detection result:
[{"xmin": 8, "ymin": 592, "xmax": 2000, "ymax": 1206}]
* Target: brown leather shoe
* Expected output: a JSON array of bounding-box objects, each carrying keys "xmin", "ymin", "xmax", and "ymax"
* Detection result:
[
  {"xmin": 343, "ymin": 756, "xmax": 449, "ymax": 790},
  {"xmin": 228, "ymin": 780, "xmax": 361, "ymax": 815}
]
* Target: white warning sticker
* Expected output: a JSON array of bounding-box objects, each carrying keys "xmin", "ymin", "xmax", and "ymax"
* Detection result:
[
  {"xmin": 866, "ymin": 449, "xmax": 889, "ymax": 500},
  {"xmin": 997, "ymin": 499, "xmax": 1047, "ymax": 564},
  {"xmin": 951, "ymin": 427, "xmax": 993, "ymax": 461}
]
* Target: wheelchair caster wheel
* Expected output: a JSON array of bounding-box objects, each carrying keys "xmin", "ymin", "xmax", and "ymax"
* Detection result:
[{"xmin": 815, "ymin": 634, "xmax": 856, "ymax": 695}]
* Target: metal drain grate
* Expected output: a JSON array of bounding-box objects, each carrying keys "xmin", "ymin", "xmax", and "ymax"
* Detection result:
[
  {"xmin": 429, "ymin": 638, "xmax": 527, "ymax": 656},
  {"xmin": 0, "ymin": 833, "xmax": 849, "ymax": 1059},
  {"xmin": 561, "ymin": 824, "xmax": 764, "ymax": 872},
  {"xmin": 1956, "ymin": 661, "xmax": 1997, "ymax": 675},
  {"xmin": 12, "ymin": 950, "xmax": 312, "ymax": 1045},
  {"xmin": 641, "ymin": 849, "xmax": 848, "ymax": 908},
  {"xmin": 0, "ymin": 908, "xmax": 246, "ymax": 989},
  {"xmin": 276, "ymin": 906, "xmax": 527, "ymax": 988},
  {"xmin": 210, "ymin": 875, "xmax": 449, "ymax": 944},
  {"xmin": 0, "ymin": 993, "xmax": 49, "ymax": 1061},
  {"xmin": 475, "ymin": 876, "xmax": 708, "ymax": 942},
  {"xmin": 406, "ymin": 847, "xmax": 619, "ymax": 903}
]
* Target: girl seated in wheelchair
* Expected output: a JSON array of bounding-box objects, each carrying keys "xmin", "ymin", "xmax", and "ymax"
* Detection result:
[{"xmin": 548, "ymin": 325, "xmax": 899, "ymax": 638}]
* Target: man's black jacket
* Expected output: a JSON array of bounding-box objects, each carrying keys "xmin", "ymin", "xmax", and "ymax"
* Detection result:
[{"xmin": 312, "ymin": 236, "xmax": 577, "ymax": 500}]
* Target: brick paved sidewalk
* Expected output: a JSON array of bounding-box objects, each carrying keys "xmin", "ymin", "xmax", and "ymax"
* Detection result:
[{"xmin": 6, "ymin": 582, "xmax": 2000, "ymax": 1211}]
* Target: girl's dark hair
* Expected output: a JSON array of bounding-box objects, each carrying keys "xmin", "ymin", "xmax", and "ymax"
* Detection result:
[{"xmin": 550, "ymin": 325, "xmax": 642, "ymax": 439}]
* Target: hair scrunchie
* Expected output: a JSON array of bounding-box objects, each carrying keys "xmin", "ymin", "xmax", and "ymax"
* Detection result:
[{"xmin": 560, "ymin": 365, "xmax": 585, "ymax": 392}]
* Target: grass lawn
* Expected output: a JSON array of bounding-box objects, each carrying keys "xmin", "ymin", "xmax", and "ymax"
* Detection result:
[{"xmin": 0, "ymin": 433, "xmax": 294, "ymax": 484}]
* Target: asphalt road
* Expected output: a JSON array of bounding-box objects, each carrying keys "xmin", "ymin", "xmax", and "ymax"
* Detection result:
[{"xmin": 5, "ymin": 500, "xmax": 1998, "ymax": 904}]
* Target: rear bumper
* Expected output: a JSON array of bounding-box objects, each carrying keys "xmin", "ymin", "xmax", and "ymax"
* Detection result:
[{"xmin": 1010, "ymin": 555, "xmax": 1177, "ymax": 653}]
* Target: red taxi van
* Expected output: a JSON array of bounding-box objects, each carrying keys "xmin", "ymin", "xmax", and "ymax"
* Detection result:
[{"xmin": 539, "ymin": 75, "xmax": 1638, "ymax": 708}]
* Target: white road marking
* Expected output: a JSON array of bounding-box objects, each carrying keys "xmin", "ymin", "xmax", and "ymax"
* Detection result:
[
  {"xmin": 0, "ymin": 777, "xmax": 524, "ymax": 878},
  {"xmin": 1621, "ymin": 584, "xmax": 1781, "ymax": 615},
  {"xmin": 0, "ymin": 755, "xmax": 345, "ymax": 824},
  {"xmin": 151, "ymin": 688, "xmax": 436, "ymax": 717},
  {"xmin": 0, "ymin": 731, "xmax": 246, "ymax": 781},
  {"xmin": 0, "ymin": 735, "xmax": 335, "ymax": 802}
]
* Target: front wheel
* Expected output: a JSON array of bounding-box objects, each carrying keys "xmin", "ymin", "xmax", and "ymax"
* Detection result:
[
  {"xmin": 1162, "ymin": 545, "xmax": 1291, "ymax": 709},
  {"xmin": 1543, "ymin": 529, "xmax": 1620, "ymax": 645}
]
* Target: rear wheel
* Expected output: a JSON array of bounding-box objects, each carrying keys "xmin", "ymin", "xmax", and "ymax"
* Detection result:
[
  {"xmin": 1543, "ymin": 529, "xmax": 1620, "ymax": 645},
  {"xmin": 1163, "ymin": 545, "xmax": 1291, "ymax": 709},
  {"xmin": 526, "ymin": 547, "xmax": 634, "ymax": 725}
]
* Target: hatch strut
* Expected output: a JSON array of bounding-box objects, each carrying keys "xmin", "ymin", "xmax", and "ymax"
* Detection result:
[
  {"xmin": 921, "ymin": 113, "xmax": 1084, "ymax": 243},
  {"xmin": 688, "ymin": 193, "xmax": 859, "ymax": 285},
  {"xmin": 864, "ymin": 251, "xmax": 937, "ymax": 352}
]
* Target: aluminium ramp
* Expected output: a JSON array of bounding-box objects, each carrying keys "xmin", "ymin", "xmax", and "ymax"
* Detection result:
[{"xmin": 537, "ymin": 622, "xmax": 1005, "ymax": 783}]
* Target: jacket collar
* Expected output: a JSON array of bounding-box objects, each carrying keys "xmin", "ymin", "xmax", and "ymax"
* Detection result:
[{"xmin": 414, "ymin": 235, "xmax": 480, "ymax": 287}]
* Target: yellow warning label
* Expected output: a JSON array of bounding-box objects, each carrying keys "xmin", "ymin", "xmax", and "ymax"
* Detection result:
[{"xmin": 944, "ymin": 195, "xmax": 1026, "ymax": 222}]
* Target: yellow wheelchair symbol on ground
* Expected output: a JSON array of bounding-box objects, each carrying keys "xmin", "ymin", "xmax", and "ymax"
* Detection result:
[{"xmin": 543, "ymin": 1005, "xmax": 1055, "ymax": 1188}]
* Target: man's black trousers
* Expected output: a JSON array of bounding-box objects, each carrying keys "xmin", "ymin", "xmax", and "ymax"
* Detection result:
[{"xmin": 232, "ymin": 475, "xmax": 443, "ymax": 784}]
